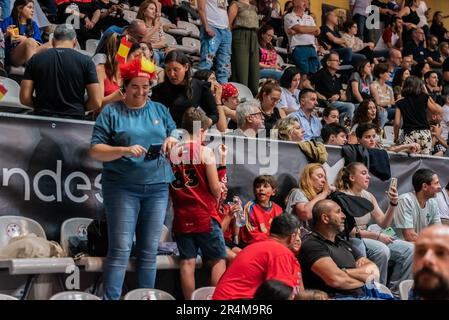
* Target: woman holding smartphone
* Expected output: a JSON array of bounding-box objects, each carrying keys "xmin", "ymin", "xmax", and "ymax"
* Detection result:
[
  {"xmin": 335, "ymin": 162, "xmax": 414, "ymax": 295},
  {"xmin": 89, "ymin": 57, "xmax": 179, "ymax": 300}
]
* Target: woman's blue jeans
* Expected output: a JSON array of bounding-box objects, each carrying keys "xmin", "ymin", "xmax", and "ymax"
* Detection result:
[{"xmin": 102, "ymin": 181, "xmax": 169, "ymax": 300}]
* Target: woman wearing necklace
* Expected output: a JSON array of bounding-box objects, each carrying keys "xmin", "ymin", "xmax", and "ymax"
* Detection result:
[
  {"xmin": 256, "ymin": 80, "xmax": 285, "ymax": 137},
  {"xmin": 137, "ymin": 0, "xmax": 167, "ymax": 66}
]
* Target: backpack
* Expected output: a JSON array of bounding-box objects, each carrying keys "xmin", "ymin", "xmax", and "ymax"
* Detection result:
[{"xmin": 87, "ymin": 220, "xmax": 108, "ymax": 257}]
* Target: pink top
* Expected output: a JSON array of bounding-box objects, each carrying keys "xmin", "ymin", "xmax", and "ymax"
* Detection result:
[{"xmin": 260, "ymin": 47, "xmax": 277, "ymax": 67}]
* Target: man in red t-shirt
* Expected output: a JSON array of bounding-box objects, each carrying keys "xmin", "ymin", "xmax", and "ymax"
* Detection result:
[{"xmin": 213, "ymin": 214, "xmax": 303, "ymax": 300}]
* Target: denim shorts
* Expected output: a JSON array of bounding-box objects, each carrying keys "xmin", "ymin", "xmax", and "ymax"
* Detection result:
[{"xmin": 175, "ymin": 219, "xmax": 227, "ymax": 261}]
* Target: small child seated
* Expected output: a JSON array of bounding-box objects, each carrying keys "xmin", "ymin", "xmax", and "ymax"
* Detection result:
[{"xmin": 239, "ymin": 175, "xmax": 283, "ymax": 246}]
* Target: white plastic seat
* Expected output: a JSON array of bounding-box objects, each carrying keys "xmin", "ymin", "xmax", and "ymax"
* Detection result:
[
  {"xmin": 124, "ymin": 288, "xmax": 175, "ymax": 300},
  {"xmin": 0, "ymin": 293, "xmax": 19, "ymax": 300},
  {"xmin": 0, "ymin": 215, "xmax": 74, "ymax": 275},
  {"xmin": 50, "ymin": 291, "xmax": 101, "ymax": 300},
  {"xmin": 399, "ymin": 279, "xmax": 414, "ymax": 300},
  {"xmin": 191, "ymin": 286, "xmax": 215, "ymax": 300},
  {"xmin": 160, "ymin": 17, "xmax": 172, "ymax": 26},
  {"xmin": 122, "ymin": 9, "xmax": 137, "ymax": 23},
  {"xmin": 228, "ymin": 82, "xmax": 254, "ymax": 101},
  {"xmin": 164, "ymin": 33, "xmax": 178, "ymax": 47},
  {"xmin": 181, "ymin": 37, "xmax": 201, "ymax": 55},
  {"xmin": 177, "ymin": 21, "xmax": 200, "ymax": 38},
  {"xmin": 0, "ymin": 77, "xmax": 33, "ymax": 112},
  {"xmin": 274, "ymin": 46, "xmax": 288, "ymax": 55},
  {"xmin": 276, "ymin": 54, "xmax": 295, "ymax": 70},
  {"xmin": 85, "ymin": 39, "xmax": 99, "ymax": 56},
  {"xmin": 60, "ymin": 218, "xmax": 93, "ymax": 257}
]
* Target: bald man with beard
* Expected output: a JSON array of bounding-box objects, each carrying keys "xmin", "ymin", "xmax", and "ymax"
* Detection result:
[{"xmin": 412, "ymin": 225, "xmax": 449, "ymax": 300}]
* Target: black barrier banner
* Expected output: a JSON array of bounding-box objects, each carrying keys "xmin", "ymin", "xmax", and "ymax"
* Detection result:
[{"xmin": 2, "ymin": 113, "xmax": 449, "ymax": 240}]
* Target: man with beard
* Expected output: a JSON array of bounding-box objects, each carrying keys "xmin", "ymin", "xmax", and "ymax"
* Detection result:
[
  {"xmin": 299, "ymin": 200, "xmax": 380, "ymax": 298},
  {"xmin": 412, "ymin": 225, "xmax": 449, "ymax": 299}
]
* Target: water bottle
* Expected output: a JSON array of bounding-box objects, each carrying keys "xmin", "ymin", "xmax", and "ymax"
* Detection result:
[{"xmin": 232, "ymin": 196, "xmax": 246, "ymax": 227}]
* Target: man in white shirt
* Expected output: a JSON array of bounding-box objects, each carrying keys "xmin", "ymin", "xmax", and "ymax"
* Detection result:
[
  {"xmin": 394, "ymin": 169, "xmax": 442, "ymax": 242},
  {"xmin": 283, "ymin": 0, "xmax": 320, "ymax": 75},
  {"xmin": 435, "ymin": 182, "xmax": 449, "ymax": 226},
  {"xmin": 197, "ymin": 0, "xmax": 232, "ymax": 83}
]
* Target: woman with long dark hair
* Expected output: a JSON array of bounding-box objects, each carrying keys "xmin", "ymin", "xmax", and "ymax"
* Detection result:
[
  {"xmin": 0, "ymin": 0, "xmax": 51, "ymax": 67},
  {"xmin": 394, "ymin": 75, "xmax": 442, "ymax": 154},
  {"xmin": 151, "ymin": 50, "xmax": 219, "ymax": 127},
  {"xmin": 258, "ymin": 24, "xmax": 283, "ymax": 81},
  {"xmin": 430, "ymin": 11, "xmax": 449, "ymax": 43}
]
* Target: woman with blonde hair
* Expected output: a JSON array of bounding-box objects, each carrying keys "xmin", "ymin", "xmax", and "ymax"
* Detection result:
[
  {"xmin": 285, "ymin": 163, "xmax": 335, "ymax": 228},
  {"xmin": 273, "ymin": 117, "xmax": 305, "ymax": 142},
  {"xmin": 334, "ymin": 162, "xmax": 413, "ymax": 295}
]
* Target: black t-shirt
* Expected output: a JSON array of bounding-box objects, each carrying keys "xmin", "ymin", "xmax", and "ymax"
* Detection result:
[
  {"xmin": 403, "ymin": 41, "xmax": 426, "ymax": 64},
  {"xmin": 24, "ymin": 48, "xmax": 98, "ymax": 118},
  {"xmin": 396, "ymin": 93, "xmax": 430, "ymax": 134},
  {"xmin": 299, "ymin": 232, "xmax": 364, "ymax": 297},
  {"xmin": 151, "ymin": 78, "xmax": 218, "ymax": 127},
  {"xmin": 320, "ymin": 25, "xmax": 343, "ymax": 49},
  {"xmin": 424, "ymin": 48, "xmax": 441, "ymax": 62},
  {"xmin": 430, "ymin": 23, "xmax": 448, "ymax": 44},
  {"xmin": 443, "ymin": 57, "xmax": 449, "ymax": 72},
  {"xmin": 309, "ymin": 68, "xmax": 343, "ymax": 99}
]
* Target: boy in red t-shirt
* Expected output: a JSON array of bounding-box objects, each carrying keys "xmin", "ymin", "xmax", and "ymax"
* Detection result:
[
  {"xmin": 170, "ymin": 107, "xmax": 227, "ymax": 300},
  {"xmin": 239, "ymin": 175, "xmax": 283, "ymax": 246}
]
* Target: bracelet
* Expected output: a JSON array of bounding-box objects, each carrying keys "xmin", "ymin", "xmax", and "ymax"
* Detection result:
[
  {"xmin": 376, "ymin": 232, "xmax": 381, "ymax": 240},
  {"xmin": 390, "ymin": 201, "xmax": 398, "ymax": 207}
]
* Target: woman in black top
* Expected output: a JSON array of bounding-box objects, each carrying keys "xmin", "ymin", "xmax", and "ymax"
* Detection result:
[
  {"xmin": 257, "ymin": 80, "xmax": 285, "ymax": 137},
  {"xmin": 398, "ymin": 0, "xmax": 420, "ymax": 44},
  {"xmin": 393, "ymin": 76, "xmax": 442, "ymax": 155},
  {"xmin": 151, "ymin": 50, "xmax": 218, "ymax": 127},
  {"xmin": 430, "ymin": 11, "xmax": 449, "ymax": 44}
]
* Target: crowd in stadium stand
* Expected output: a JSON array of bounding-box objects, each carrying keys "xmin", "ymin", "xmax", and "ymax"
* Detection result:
[{"xmin": 2, "ymin": 0, "xmax": 449, "ymax": 300}]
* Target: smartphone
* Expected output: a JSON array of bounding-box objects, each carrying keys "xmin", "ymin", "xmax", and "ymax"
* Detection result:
[
  {"xmin": 145, "ymin": 143, "xmax": 163, "ymax": 161},
  {"xmin": 383, "ymin": 227, "xmax": 396, "ymax": 237},
  {"xmin": 389, "ymin": 177, "xmax": 397, "ymax": 192}
]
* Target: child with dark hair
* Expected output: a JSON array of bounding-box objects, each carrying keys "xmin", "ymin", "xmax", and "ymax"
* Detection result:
[
  {"xmin": 239, "ymin": 175, "xmax": 283, "ymax": 246},
  {"xmin": 170, "ymin": 107, "xmax": 227, "ymax": 300}
]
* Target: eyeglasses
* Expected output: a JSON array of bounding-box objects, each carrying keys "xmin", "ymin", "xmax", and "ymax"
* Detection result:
[{"xmin": 248, "ymin": 112, "xmax": 264, "ymax": 118}]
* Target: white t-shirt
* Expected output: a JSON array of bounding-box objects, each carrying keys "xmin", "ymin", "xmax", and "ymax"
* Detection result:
[
  {"xmin": 393, "ymin": 192, "xmax": 441, "ymax": 239},
  {"xmin": 350, "ymin": 0, "xmax": 372, "ymax": 18},
  {"xmin": 440, "ymin": 104, "xmax": 449, "ymax": 141},
  {"xmin": 277, "ymin": 87, "xmax": 300, "ymax": 112},
  {"xmin": 374, "ymin": 30, "xmax": 400, "ymax": 51},
  {"xmin": 284, "ymin": 11, "xmax": 316, "ymax": 48},
  {"xmin": 416, "ymin": 1, "xmax": 428, "ymax": 28},
  {"xmin": 435, "ymin": 190, "xmax": 449, "ymax": 220},
  {"xmin": 206, "ymin": 0, "xmax": 229, "ymax": 29}
]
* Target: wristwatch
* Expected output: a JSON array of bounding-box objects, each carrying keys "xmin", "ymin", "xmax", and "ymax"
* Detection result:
[{"xmin": 342, "ymin": 268, "xmax": 349, "ymax": 274}]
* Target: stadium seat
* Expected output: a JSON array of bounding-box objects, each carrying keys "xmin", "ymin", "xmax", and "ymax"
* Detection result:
[
  {"xmin": 229, "ymin": 82, "xmax": 254, "ymax": 101},
  {"xmin": 181, "ymin": 37, "xmax": 201, "ymax": 55},
  {"xmin": 399, "ymin": 279, "xmax": 414, "ymax": 300},
  {"xmin": 0, "ymin": 293, "xmax": 19, "ymax": 300},
  {"xmin": 60, "ymin": 217, "xmax": 92, "ymax": 257},
  {"xmin": 160, "ymin": 17, "xmax": 172, "ymax": 26},
  {"xmin": 49, "ymin": 291, "xmax": 101, "ymax": 300},
  {"xmin": 124, "ymin": 288, "xmax": 175, "ymax": 300},
  {"xmin": 123, "ymin": 9, "xmax": 137, "ymax": 23},
  {"xmin": 86, "ymin": 39, "xmax": 100, "ymax": 56},
  {"xmin": 191, "ymin": 286, "xmax": 215, "ymax": 300},
  {"xmin": 164, "ymin": 33, "xmax": 178, "ymax": 47},
  {"xmin": 177, "ymin": 21, "xmax": 200, "ymax": 38},
  {"xmin": 276, "ymin": 54, "xmax": 295, "ymax": 70},
  {"xmin": 0, "ymin": 77, "xmax": 33, "ymax": 112}
]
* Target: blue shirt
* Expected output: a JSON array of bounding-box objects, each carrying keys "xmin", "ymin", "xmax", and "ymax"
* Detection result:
[
  {"xmin": 1, "ymin": 16, "xmax": 42, "ymax": 65},
  {"xmin": 91, "ymin": 100, "xmax": 178, "ymax": 184},
  {"xmin": 289, "ymin": 108, "xmax": 322, "ymax": 141}
]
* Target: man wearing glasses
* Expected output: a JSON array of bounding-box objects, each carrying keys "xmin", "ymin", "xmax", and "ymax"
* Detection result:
[
  {"xmin": 226, "ymin": 100, "xmax": 265, "ymax": 137},
  {"xmin": 403, "ymin": 28, "xmax": 426, "ymax": 65},
  {"xmin": 304, "ymin": 53, "xmax": 356, "ymax": 124}
]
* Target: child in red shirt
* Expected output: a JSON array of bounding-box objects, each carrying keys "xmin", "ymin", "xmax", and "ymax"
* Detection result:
[
  {"xmin": 240, "ymin": 175, "xmax": 283, "ymax": 246},
  {"xmin": 170, "ymin": 107, "xmax": 227, "ymax": 300}
]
